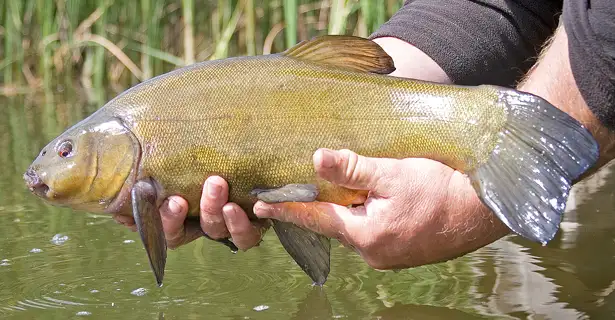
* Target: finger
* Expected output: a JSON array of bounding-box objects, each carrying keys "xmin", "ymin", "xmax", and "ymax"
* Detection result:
[
  {"xmin": 222, "ymin": 203, "xmax": 264, "ymax": 251},
  {"xmin": 313, "ymin": 148, "xmax": 394, "ymax": 191},
  {"xmin": 113, "ymin": 214, "xmax": 135, "ymax": 227},
  {"xmin": 253, "ymin": 200, "xmax": 363, "ymax": 242},
  {"xmin": 199, "ymin": 176, "xmax": 231, "ymax": 239},
  {"xmin": 160, "ymin": 196, "xmax": 201, "ymax": 249}
]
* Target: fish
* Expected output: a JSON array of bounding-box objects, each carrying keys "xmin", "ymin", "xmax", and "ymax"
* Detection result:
[{"xmin": 23, "ymin": 35, "xmax": 599, "ymax": 287}]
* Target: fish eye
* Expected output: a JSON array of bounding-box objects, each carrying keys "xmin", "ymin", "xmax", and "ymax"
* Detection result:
[
  {"xmin": 57, "ymin": 141, "xmax": 73, "ymax": 158},
  {"xmin": 41, "ymin": 150, "xmax": 47, "ymax": 156}
]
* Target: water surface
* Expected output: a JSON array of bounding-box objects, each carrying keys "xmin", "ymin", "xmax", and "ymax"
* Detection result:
[{"xmin": 0, "ymin": 91, "xmax": 614, "ymax": 319}]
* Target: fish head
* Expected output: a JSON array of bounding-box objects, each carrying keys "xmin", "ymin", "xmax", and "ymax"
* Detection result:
[{"xmin": 24, "ymin": 116, "xmax": 139, "ymax": 213}]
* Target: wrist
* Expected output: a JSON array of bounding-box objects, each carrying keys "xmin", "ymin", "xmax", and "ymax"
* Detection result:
[{"xmin": 444, "ymin": 172, "xmax": 511, "ymax": 248}]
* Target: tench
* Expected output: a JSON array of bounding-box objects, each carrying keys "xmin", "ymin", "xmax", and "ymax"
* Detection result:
[{"xmin": 23, "ymin": 36, "xmax": 598, "ymax": 287}]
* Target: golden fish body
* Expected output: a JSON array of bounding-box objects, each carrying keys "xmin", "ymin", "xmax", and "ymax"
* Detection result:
[{"xmin": 105, "ymin": 54, "xmax": 505, "ymax": 213}]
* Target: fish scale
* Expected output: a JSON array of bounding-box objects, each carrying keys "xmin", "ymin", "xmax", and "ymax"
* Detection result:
[{"xmin": 106, "ymin": 55, "xmax": 506, "ymax": 214}]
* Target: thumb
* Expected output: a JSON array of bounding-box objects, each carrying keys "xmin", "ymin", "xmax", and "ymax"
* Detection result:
[{"xmin": 313, "ymin": 148, "xmax": 394, "ymax": 191}]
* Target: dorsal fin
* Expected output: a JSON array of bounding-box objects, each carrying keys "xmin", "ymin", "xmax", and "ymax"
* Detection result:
[{"xmin": 282, "ymin": 35, "xmax": 395, "ymax": 74}]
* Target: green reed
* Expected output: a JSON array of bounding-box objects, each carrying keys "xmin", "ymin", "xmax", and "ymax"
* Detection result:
[
  {"xmin": 0, "ymin": 0, "xmax": 404, "ymax": 93},
  {"xmin": 283, "ymin": 0, "xmax": 297, "ymax": 47}
]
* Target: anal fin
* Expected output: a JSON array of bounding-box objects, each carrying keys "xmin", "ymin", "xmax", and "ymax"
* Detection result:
[{"xmin": 131, "ymin": 179, "xmax": 167, "ymax": 287}]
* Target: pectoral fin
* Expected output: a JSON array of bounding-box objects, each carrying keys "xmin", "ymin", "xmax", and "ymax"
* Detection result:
[
  {"xmin": 252, "ymin": 184, "xmax": 331, "ymax": 285},
  {"xmin": 131, "ymin": 179, "xmax": 167, "ymax": 287},
  {"xmin": 251, "ymin": 184, "xmax": 318, "ymax": 203}
]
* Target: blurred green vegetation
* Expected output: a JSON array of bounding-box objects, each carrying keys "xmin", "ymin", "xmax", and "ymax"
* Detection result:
[{"xmin": 0, "ymin": 0, "xmax": 404, "ymax": 95}]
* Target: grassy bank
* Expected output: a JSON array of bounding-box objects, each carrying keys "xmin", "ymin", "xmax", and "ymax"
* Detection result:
[{"xmin": 0, "ymin": 0, "xmax": 403, "ymax": 94}]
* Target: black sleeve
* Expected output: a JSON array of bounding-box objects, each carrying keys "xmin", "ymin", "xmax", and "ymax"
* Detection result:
[
  {"xmin": 369, "ymin": 0, "xmax": 563, "ymax": 87},
  {"xmin": 563, "ymin": 0, "xmax": 615, "ymax": 130}
]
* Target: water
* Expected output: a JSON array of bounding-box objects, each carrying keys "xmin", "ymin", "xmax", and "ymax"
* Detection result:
[{"xmin": 1, "ymin": 91, "xmax": 614, "ymax": 319}]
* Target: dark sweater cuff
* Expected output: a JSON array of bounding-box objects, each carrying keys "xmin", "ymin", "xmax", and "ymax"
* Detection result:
[{"xmin": 370, "ymin": 0, "xmax": 561, "ymax": 87}]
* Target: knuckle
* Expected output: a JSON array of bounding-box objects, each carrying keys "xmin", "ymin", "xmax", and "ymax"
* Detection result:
[
  {"xmin": 200, "ymin": 220, "xmax": 228, "ymax": 239},
  {"xmin": 227, "ymin": 222, "xmax": 251, "ymax": 237},
  {"xmin": 200, "ymin": 202, "xmax": 224, "ymax": 216},
  {"xmin": 235, "ymin": 237, "xmax": 259, "ymax": 251},
  {"xmin": 340, "ymin": 149, "xmax": 361, "ymax": 184},
  {"xmin": 164, "ymin": 232, "xmax": 184, "ymax": 249}
]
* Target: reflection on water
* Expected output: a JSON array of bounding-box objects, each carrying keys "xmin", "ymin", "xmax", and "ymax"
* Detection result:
[{"xmin": 0, "ymin": 90, "xmax": 613, "ymax": 319}]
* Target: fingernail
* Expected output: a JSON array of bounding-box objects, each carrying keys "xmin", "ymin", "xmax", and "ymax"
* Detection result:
[
  {"xmin": 253, "ymin": 201, "xmax": 266, "ymax": 217},
  {"xmin": 319, "ymin": 149, "xmax": 337, "ymax": 169},
  {"xmin": 253, "ymin": 201, "xmax": 272, "ymax": 218},
  {"xmin": 168, "ymin": 199, "xmax": 181, "ymax": 215},
  {"xmin": 207, "ymin": 180, "xmax": 221, "ymax": 198}
]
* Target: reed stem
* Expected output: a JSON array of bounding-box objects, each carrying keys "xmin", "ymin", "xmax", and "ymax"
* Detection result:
[
  {"xmin": 182, "ymin": 0, "xmax": 195, "ymax": 64},
  {"xmin": 283, "ymin": 0, "xmax": 297, "ymax": 47},
  {"xmin": 244, "ymin": 0, "xmax": 256, "ymax": 56}
]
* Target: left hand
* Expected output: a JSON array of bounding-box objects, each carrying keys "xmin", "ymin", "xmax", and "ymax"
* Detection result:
[{"xmin": 112, "ymin": 176, "xmax": 268, "ymax": 250}]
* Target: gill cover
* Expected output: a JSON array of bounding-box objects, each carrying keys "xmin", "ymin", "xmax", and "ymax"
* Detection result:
[{"xmin": 26, "ymin": 117, "xmax": 138, "ymax": 212}]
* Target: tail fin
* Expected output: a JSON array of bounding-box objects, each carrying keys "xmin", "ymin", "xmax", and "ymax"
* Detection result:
[{"xmin": 469, "ymin": 89, "xmax": 599, "ymax": 244}]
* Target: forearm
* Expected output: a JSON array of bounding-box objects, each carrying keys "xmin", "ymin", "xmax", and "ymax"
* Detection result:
[
  {"xmin": 370, "ymin": 0, "xmax": 562, "ymax": 86},
  {"xmin": 519, "ymin": 25, "xmax": 615, "ymax": 171}
]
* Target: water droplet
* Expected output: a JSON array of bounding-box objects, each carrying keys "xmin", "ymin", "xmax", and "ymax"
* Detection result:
[
  {"xmin": 30, "ymin": 248, "xmax": 42, "ymax": 253},
  {"xmin": 123, "ymin": 240, "xmax": 135, "ymax": 244},
  {"xmin": 90, "ymin": 289, "xmax": 99, "ymax": 293},
  {"xmin": 76, "ymin": 311, "xmax": 91, "ymax": 316},
  {"xmin": 13, "ymin": 218, "xmax": 20, "ymax": 222},
  {"xmin": 131, "ymin": 288, "xmax": 147, "ymax": 296},
  {"xmin": 51, "ymin": 234, "xmax": 69, "ymax": 245},
  {"xmin": 253, "ymin": 305, "xmax": 269, "ymax": 311}
]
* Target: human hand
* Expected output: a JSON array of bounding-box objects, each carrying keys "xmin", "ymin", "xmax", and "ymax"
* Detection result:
[
  {"xmin": 112, "ymin": 176, "xmax": 268, "ymax": 250},
  {"xmin": 252, "ymin": 149, "xmax": 511, "ymax": 270}
]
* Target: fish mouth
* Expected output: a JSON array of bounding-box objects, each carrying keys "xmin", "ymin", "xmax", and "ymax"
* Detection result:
[{"xmin": 24, "ymin": 168, "xmax": 51, "ymax": 198}]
